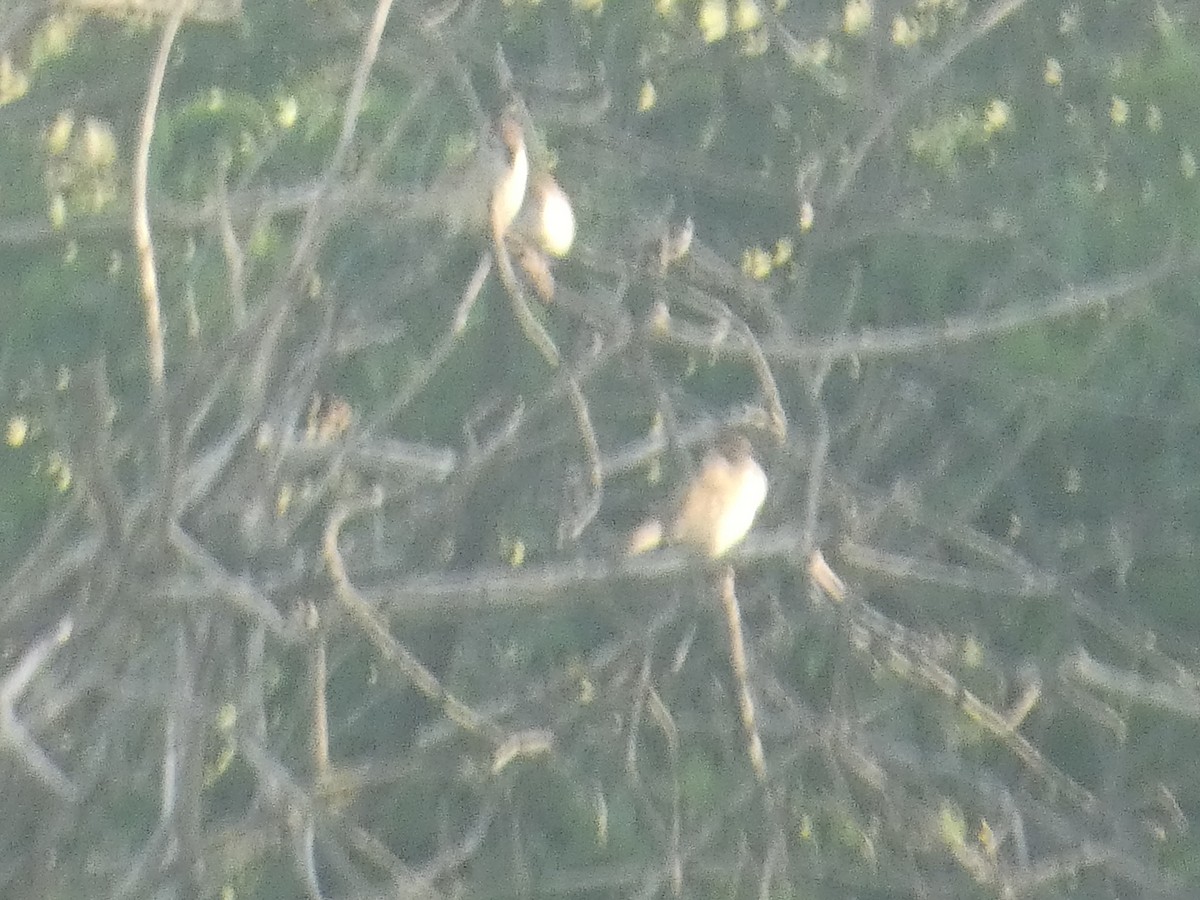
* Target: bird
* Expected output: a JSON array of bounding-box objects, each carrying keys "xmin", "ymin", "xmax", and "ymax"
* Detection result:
[
  {"xmin": 488, "ymin": 114, "xmax": 529, "ymax": 242},
  {"xmin": 509, "ymin": 174, "xmax": 576, "ymax": 302},
  {"xmin": 672, "ymin": 435, "xmax": 768, "ymax": 558},
  {"xmin": 525, "ymin": 174, "xmax": 575, "ymax": 257},
  {"xmin": 421, "ymin": 112, "xmax": 529, "ymax": 243},
  {"xmin": 626, "ymin": 434, "xmax": 768, "ymax": 559}
]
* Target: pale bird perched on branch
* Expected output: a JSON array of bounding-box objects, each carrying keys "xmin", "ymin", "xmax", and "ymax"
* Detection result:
[
  {"xmin": 626, "ymin": 435, "xmax": 768, "ymax": 559},
  {"xmin": 526, "ymin": 174, "xmax": 576, "ymax": 257},
  {"xmin": 510, "ymin": 174, "xmax": 576, "ymax": 303},
  {"xmin": 425, "ymin": 113, "xmax": 529, "ymax": 242},
  {"xmin": 488, "ymin": 115, "xmax": 529, "ymax": 242}
]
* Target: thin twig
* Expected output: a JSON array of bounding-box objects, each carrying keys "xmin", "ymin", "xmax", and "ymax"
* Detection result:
[
  {"xmin": 167, "ymin": 523, "xmax": 298, "ymax": 641},
  {"xmin": 454, "ymin": 250, "xmax": 494, "ymax": 333},
  {"xmin": 214, "ymin": 149, "xmax": 247, "ymax": 327},
  {"xmin": 654, "ymin": 242, "xmax": 1192, "ymax": 367},
  {"xmin": 838, "ymin": 587, "xmax": 1097, "ymax": 811},
  {"xmin": 733, "ymin": 315, "xmax": 787, "ymax": 443},
  {"xmin": 288, "ymin": 0, "xmax": 396, "ymax": 274},
  {"xmin": 718, "ymin": 564, "xmax": 767, "ymax": 781},
  {"xmin": 494, "ymin": 231, "xmax": 561, "ymax": 367},
  {"xmin": 563, "ymin": 374, "xmax": 603, "ymax": 540},
  {"xmin": 133, "ymin": 4, "xmax": 185, "ymax": 395},
  {"xmin": 0, "ymin": 617, "xmax": 77, "ymax": 799},
  {"xmin": 310, "ymin": 609, "xmax": 330, "ymax": 777},
  {"xmin": 323, "ymin": 490, "xmax": 504, "ymax": 745}
]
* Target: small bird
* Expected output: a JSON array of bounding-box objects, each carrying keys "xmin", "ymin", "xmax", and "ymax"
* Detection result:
[
  {"xmin": 488, "ymin": 114, "xmax": 529, "ymax": 242},
  {"xmin": 510, "ymin": 174, "xmax": 575, "ymax": 302},
  {"xmin": 424, "ymin": 113, "xmax": 529, "ymax": 242},
  {"xmin": 526, "ymin": 174, "xmax": 575, "ymax": 258},
  {"xmin": 626, "ymin": 434, "xmax": 768, "ymax": 559},
  {"xmin": 672, "ymin": 435, "xmax": 768, "ymax": 558}
]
